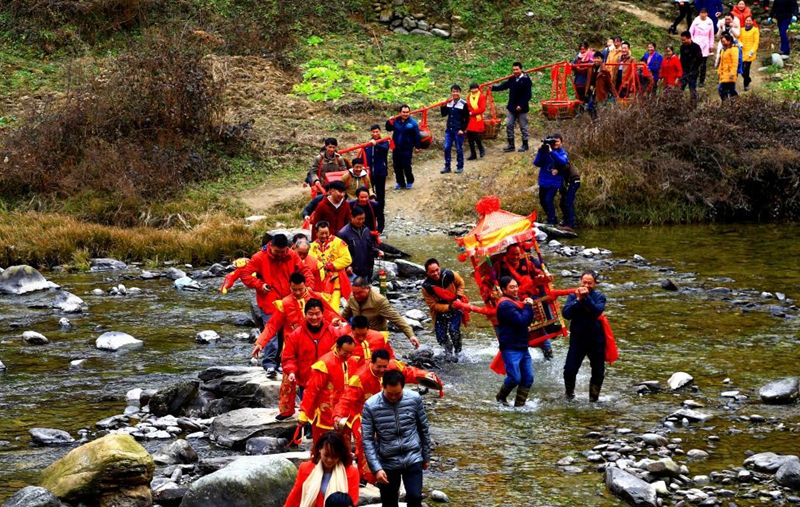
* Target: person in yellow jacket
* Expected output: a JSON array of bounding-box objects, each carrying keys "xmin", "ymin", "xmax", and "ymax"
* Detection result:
[
  {"xmin": 310, "ymin": 222, "xmax": 353, "ymax": 312},
  {"xmin": 739, "ymin": 16, "xmax": 760, "ymax": 91},
  {"xmin": 718, "ymin": 34, "xmax": 739, "ymax": 101}
]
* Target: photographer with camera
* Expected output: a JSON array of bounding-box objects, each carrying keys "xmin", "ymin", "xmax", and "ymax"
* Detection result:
[{"xmin": 533, "ymin": 134, "xmax": 567, "ymax": 227}]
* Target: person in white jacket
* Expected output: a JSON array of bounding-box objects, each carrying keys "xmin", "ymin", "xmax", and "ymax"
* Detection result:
[
  {"xmin": 715, "ymin": 13, "xmax": 741, "ymax": 67},
  {"xmin": 689, "ymin": 8, "xmax": 716, "ymax": 86}
]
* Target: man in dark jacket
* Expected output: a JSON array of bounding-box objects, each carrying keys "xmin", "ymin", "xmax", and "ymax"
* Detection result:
[
  {"xmin": 337, "ymin": 205, "xmax": 382, "ymax": 281},
  {"xmin": 772, "ymin": 0, "xmax": 799, "ymax": 55},
  {"xmin": 533, "ymin": 134, "xmax": 567, "ymax": 226},
  {"xmin": 362, "ymin": 125, "xmax": 390, "ymax": 212},
  {"xmin": 385, "ymin": 105, "xmax": 421, "ymax": 190},
  {"xmin": 439, "ymin": 84, "xmax": 470, "ymax": 174},
  {"xmin": 495, "ymin": 276, "xmax": 536, "ymax": 407},
  {"xmin": 491, "ymin": 61, "xmax": 533, "ymax": 152},
  {"xmin": 679, "ymin": 31, "xmax": 704, "ymax": 104},
  {"xmin": 562, "ymin": 270, "xmax": 607, "ymax": 402},
  {"xmin": 362, "ymin": 369, "xmax": 431, "ymax": 507}
]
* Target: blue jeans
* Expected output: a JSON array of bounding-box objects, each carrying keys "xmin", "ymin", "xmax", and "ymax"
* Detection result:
[
  {"xmin": 501, "ymin": 349, "xmax": 534, "ymax": 389},
  {"xmin": 443, "ymin": 130, "xmax": 465, "ymax": 171},
  {"xmin": 778, "ymin": 17, "xmax": 792, "ymax": 54},
  {"xmin": 539, "ymin": 186, "xmax": 560, "ymax": 225},
  {"xmin": 680, "ymin": 73, "xmax": 698, "ymax": 102},
  {"xmin": 559, "ymin": 179, "xmax": 581, "ymax": 228},
  {"xmin": 434, "ymin": 310, "xmax": 462, "ymax": 354},
  {"xmin": 380, "ymin": 461, "xmax": 424, "ymax": 507}
]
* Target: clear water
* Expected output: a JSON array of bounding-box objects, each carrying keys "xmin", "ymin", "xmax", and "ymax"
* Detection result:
[{"xmin": 1, "ymin": 224, "xmax": 798, "ymax": 505}]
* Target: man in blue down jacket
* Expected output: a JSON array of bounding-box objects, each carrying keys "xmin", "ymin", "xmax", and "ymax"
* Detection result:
[
  {"xmin": 385, "ymin": 105, "xmax": 421, "ymax": 190},
  {"xmin": 362, "ymin": 369, "xmax": 431, "ymax": 507},
  {"xmin": 533, "ymin": 133, "xmax": 567, "ymax": 226}
]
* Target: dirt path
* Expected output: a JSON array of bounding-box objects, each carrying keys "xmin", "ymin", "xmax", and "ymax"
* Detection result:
[{"xmin": 614, "ymin": 1, "xmax": 672, "ymax": 29}]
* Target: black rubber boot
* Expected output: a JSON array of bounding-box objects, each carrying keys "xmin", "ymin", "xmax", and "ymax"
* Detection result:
[
  {"xmin": 496, "ymin": 384, "xmax": 513, "ymax": 405},
  {"xmin": 467, "ymin": 139, "xmax": 477, "ymax": 160},
  {"xmin": 517, "ymin": 140, "xmax": 529, "ymax": 152},
  {"xmin": 514, "ymin": 387, "xmax": 530, "ymax": 407},
  {"xmin": 564, "ymin": 373, "xmax": 576, "ymax": 401},
  {"xmin": 502, "ymin": 138, "xmax": 515, "ymax": 153},
  {"xmin": 589, "ymin": 383, "xmax": 602, "ymax": 403}
]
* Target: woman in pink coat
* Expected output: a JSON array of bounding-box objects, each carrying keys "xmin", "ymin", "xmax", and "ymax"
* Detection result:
[{"xmin": 689, "ymin": 8, "xmax": 715, "ymax": 87}]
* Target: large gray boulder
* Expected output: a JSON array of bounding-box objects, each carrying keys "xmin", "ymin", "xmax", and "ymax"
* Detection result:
[
  {"xmin": 744, "ymin": 452, "xmax": 800, "ymax": 473},
  {"xmin": 667, "ymin": 372, "xmax": 693, "ymax": 390},
  {"xmin": 606, "ymin": 467, "xmax": 658, "ymax": 507},
  {"xmin": 149, "ymin": 380, "xmax": 200, "ymax": 417},
  {"xmin": 153, "ymin": 439, "xmax": 199, "ymax": 465},
  {"xmin": 52, "ymin": 290, "xmax": 87, "ymax": 313},
  {"xmin": 30, "ymin": 428, "xmax": 75, "ymax": 446},
  {"xmin": 22, "ymin": 331, "xmax": 49, "ymax": 345},
  {"xmin": 96, "ymin": 331, "xmax": 143, "ymax": 351},
  {"xmin": 90, "ymin": 258, "xmax": 127, "ymax": 271},
  {"xmin": 245, "ymin": 437, "xmax": 288, "ymax": 456},
  {"xmin": 210, "ymin": 408, "xmax": 296, "ymax": 449},
  {"xmin": 165, "ymin": 267, "xmax": 188, "ymax": 280},
  {"xmin": 199, "ymin": 366, "xmax": 281, "ymax": 413},
  {"xmin": 759, "ymin": 377, "xmax": 799, "ymax": 405},
  {"xmin": 0, "ymin": 486, "xmax": 61, "ymax": 507},
  {"xmin": 776, "ymin": 459, "xmax": 800, "ymax": 490},
  {"xmin": 395, "ymin": 259, "xmax": 426, "ymax": 278},
  {"xmin": 646, "ymin": 458, "xmax": 681, "ymax": 478},
  {"xmin": 0, "ymin": 265, "xmax": 54, "ymax": 295},
  {"xmin": 179, "ymin": 456, "xmax": 296, "ymax": 507}
]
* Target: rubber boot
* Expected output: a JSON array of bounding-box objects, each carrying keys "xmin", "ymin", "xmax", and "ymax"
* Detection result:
[
  {"xmin": 496, "ymin": 384, "xmax": 513, "ymax": 405},
  {"xmin": 564, "ymin": 373, "xmax": 576, "ymax": 401},
  {"xmin": 502, "ymin": 138, "xmax": 515, "ymax": 153},
  {"xmin": 467, "ymin": 139, "xmax": 477, "ymax": 160},
  {"xmin": 589, "ymin": 383, "xmax": 602, "ymax": 403},
  {"xmin": 514, "ymin": 387, "xmax": 530, "ymax": 407},
  {"xmin": 479, "ymin": 145, "xmax": 485, "ymax": 158},
  {"xmin": 517, "ymin": 140, "xmax": 529, "ymax": 152}
]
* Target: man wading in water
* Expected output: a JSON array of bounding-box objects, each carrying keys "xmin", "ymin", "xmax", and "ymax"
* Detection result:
[{"xmin": 494, "ymin": 276, "xmax": 537, "ymax": 407}]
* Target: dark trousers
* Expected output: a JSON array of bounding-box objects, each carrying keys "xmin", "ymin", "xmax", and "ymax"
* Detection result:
[
  {"xmin": 742, "ymin": 62, "xmax": 752, "ymax": 89},
  {"xmin": 539, "ymin": 186, "xmax": 560, "ymax": 225},
  {"xmin": 698, "ymin": 57, "xmax": 708, "ymax": 85},
  {"xmin": 434, "ymin": 310, "xmax": 462, "ymax": 354},
  {"xmin": 258, "ymin": 311, "xmax": 283, "ymax": 370},
  {"xmin": 393, "ymin": 150, "xmax": 415, "ymax": 187},
  {"xmin": 559, "ymin": 179, "xmax": 581, "ymax": 228},
  {"xmin": 778, "ymin": 16, "xmax": 792, "ymax": 54},
  {"xmin": 680, "ymin": 72, "xmax": 698, "ymax": 103},
  {"xmin": 564, "ymin": 337, "xmax": 605, "ymax": 388},
  {"xmin": 372, "ymin": 174, "xmax": 386, "ymax": 232},
  {"xmin": 379, "ymin": 461, "xmax": 424, "ymax": 507},
  {"xmin": 671, "ymin": 3, "xmax": 693, "ymax": 30},
  {"xmin": 466, "ymin": 131, "xmax": 484, "ymax": 157},
  {"xmin": 719, "ymin": 82, "xmax": 738, "ymax": 101}
]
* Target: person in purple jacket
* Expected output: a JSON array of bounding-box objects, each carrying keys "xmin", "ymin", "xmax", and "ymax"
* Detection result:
[{"xmin": 533, "ymin": 133, "xmax": 567, "ymax": 226}]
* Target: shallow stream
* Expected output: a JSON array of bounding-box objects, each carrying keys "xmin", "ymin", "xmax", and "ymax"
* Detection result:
[{"xmin": 1, "ymin": 224, "xmax": 799, "ymax": 505}]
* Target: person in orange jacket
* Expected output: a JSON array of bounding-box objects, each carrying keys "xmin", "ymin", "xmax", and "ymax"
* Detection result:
[
  {"xmin": 281, "ymin": 299, "xmax": 348, "ymax": 420},
  {"xmin": 219, "ymin": 257, "xmax": 248, "ymax": 294},
  {"xmin": 298, "ymin": 335, "xmax": 357, "ymax": 444},
  {"xmin": 283, "ymin": 431, "xmax": 360, "ymax": 507},
  {"xmin": 348, "ymin": 315, "xmax": 395, "ymax": 369},
  {"xmin": 332, "ymin": 349, "xmax": 437, "ymax": 484},
  {"xmin": 465, "ymin": 83, "xmax": 487, "ymax": 160},
  {"xmin": 242, "ymin": 233, "xmax": 314, "ymax": 378}
]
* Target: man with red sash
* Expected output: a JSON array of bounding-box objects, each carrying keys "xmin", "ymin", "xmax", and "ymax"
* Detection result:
[
  {"xmin": 332, "ymin": 349, "xmax": 435, "ymax": 483},
  {"xmin": 250, "ymin": 273, "xmax": 340, "ymax": 419},
  {"xmin": 298, "ymin": 334, "xmax": 357, "ymax": 444},
  {"xmin": 421, "ymin": 258, "xmax": 466, "ymax": 361},
  {"xmin": 310, "ymin": 221, "xmax": 352, "ymax": 312},
  {"xmin": 241, "ymin": 233, "xmax": 314, "ymax": 378},
  {"xmin": 281, "ymin": 298, "xmax": 347, "ymax": 422},
  {"xmin": 495, "ymin": 276, "xmax": 536, "ymax": 407},
  {"xmin": 349, "ymin": 315, "xmax": 394, "ymax": 368}
]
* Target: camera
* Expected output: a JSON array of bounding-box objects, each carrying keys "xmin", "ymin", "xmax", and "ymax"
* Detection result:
[{"xmin": 541, "ymin": 137, "xmax": 557, "ymax": 148}]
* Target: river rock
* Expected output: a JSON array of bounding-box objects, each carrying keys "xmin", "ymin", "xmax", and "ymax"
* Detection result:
[
  {"xmin": 395, "ymin": 259, "xmax": 426, "ymax": 278},
  {"xmin": 149, "ymin": 380, "xmax": 200, "ymax": 417},
  {"xmin": 198, "ymin": 366, "xmax": 281, "ymax": 413},
  {"xmin": 152, "ymin": 439, "xmax": 198, "ymax": 465},
  {"xmin": 667, "ymin": 372, "xmax": 694, "ymax": 390},
  {"xmin": 404, "ymin": 309, "xmax": 427, "ymax": 321},
  {"xmin": 373, "ymin": 261, "xmax": 399, "ymax": 279},
  {"xmin": 58, "ymin": 317, "xmax": 72, "ymax": 329},
  {"xmin": 431, "ymin": 490, "xmax": 450, "ymax": 502},
  {"xmin": 640, "ymin": 433, "xmax": 668, "ymax": 447},
  {"xmin": 0, "ymin": 360, "xmax": 6, "ymax": 371},
  {"xmin": 776, "ymin": 459, "xmax": 800, "ymax": 490},
  {"xmin": 40, "ymin": 433, "xmax": 154, "ymax": 505},
  {"xmin": 196, "ymin": 330, "xmax": 220, "ymax": 343},
  {"xmin": 744, "ymin": 452, "xmax": 800, "ymax": 473},
  {"xmin": 164, "ymin": 267, "xmax": 187, "ymax": 280},
  {"xmin": 759, "ymin": 377, "xmax": 799, "ymax": 404},
  {"xmin": 669, "ymin": 408, "xmax": 712, "ymax": 422},
  {"xmin": 0, "ymin": 265, "xmax": 54, "ymax": 295},
  {"xmin": 140, "ymin": 270, "xmax": 159, "ymax": 280},
  {"xmin": 69, "ymin": 359, "xmax": 86, "ymax": 370},
  {"xmin": 182, "ymin": 456, "xmax": 295, "ymax": 507},
  {"xmin": 96, "ymin": 331, "xmax": 143, "ymax": 351},
  {"xmin": 647, "ymin": 458, "xmax": 681, "ymax": 478},
  {"xmin": 152, "ymin": 480, "xmax": 187, "ymax": 507},
  {"xmin": 22, "ymin": 331, "xmax": 49, "ymax": 345},
  {"xmin": 30, "ymin": 428, "xmax": 75, "ymax": 446},
  {"xmin": 661, "ymin": 279, "xmax": 680, "ymax": 291},
  {"xmin": 0, "ymin": 486, "xmax": 61, "ymax": 507},
  {"xmin": 174, "ymin": 276, "xmax": 201, "ymax": 291},
  {"xmin": 687, "ymin": 449, "xmax": 709, "ymax": 460},
  {"xmin": 246, "ymin": 436, "xmax": 288, "ymax": 455},
  {"xmin": 606, "ymin": 466, "xmax": 658, "ymax": 507},
  {"xmin": 90, "ymin": 258, "xmax": 127, "ymax": 271},
  {"xmin": 52, "ymin": 290, "xmax": 87, "ymax": 313},
  {"xmin": 210, "ymin": 408, "xmax": 296, "ymax": 449},
  {"xmin": 772, "ymin": 53, "xmax": 785, "ymax": 67}
]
